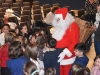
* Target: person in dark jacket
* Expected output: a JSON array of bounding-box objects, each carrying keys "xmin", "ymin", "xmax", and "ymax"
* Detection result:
[
  {"xmin": 94, "ymin": 4, "xmax": 100, "ymax": 56},
  {"xmin": 69, "ymin": 43, "xmax": 89, "ymax": 75},
  {"xmin": 43, "ymin": 38, "xmax": 60, "ymax": 75}
]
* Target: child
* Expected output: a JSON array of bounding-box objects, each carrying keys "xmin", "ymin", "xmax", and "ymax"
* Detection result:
[
  {"xmin": 39, "ymin": 29, "xmax": 47, "ymax": 40},
  {"xmin": 93, "ymin": 4, "xmax": 100, "ymax": 56},
  {"xmin": 84, "ymin": 67, "xmax": 90, "ymax": 75},
  {"xmin": 45, "ymin": 67, "xmax": 56, "ymax": 75},
  {"xmin": 24, "ymin": 61, "xmax": 39, "ymax": 75},
  {"xmin": 14, "ymin": 36, "xmax": 28, "ymax": 52},
  {"xmin": 72, "ymin": 64, "xmax": 84, "ymax": 75},
  {"xmin": 91, "ymin": 55, "xmax": 100, "ymax": 75},
  {"xmin": 69, "ymin": 43, "xmax": 89, "ymax": 75},
  {"xmin": 30, "ymin": 34, "xmax": 37, "ymax": 45},
  {"xmin": 2, "ymin": 24, "xmax": 10, "ymax": 34},
  {"xmin": 43, "ymin": 38, "xmax": 60, "ymax": 75},
  {"xmin": 19, "ymin": 24, "xmax": 30, "ymax": 41},
  {"xmin": 7, "ymin": 41, "xmax": 30, "ymax": 75},
  {"xmin": 0, "ymin": 24, "xmax": 10, "ymax": 45},
  {"xmin": 36, "ymin": 34, "xmax": 49, "ymax": 61},
  {"xmin": 0, "ymin": 32, "xmax": 14, "ymax": 75},
  {"xmin": 15, "ymin": 26, "xmax": 20, "ymax": 36},
  {"xmin": 25, "ymin": 43, "xmax": 44, "ymax": 75}
]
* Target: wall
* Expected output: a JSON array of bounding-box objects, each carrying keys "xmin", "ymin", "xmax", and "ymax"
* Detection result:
[{"xmin": 24, "ymin": 0, "xmax": 100, "ymax": 10}]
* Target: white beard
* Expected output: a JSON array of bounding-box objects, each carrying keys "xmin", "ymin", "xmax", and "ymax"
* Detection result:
[{"xmin": 52, "ymin": 13, "xmax": 75, "ymax": 41}]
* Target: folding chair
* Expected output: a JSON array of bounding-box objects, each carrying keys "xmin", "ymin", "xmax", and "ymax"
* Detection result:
[
  {"xmin": 53, "ymin": 3, "xmax": 59, "ymax": 7},
  {"xmin": 33, "ymin": 9, "xmax": 41, "ymax": 15},
  {"xmin": 32, "ymin": 5, "xmax": 40, "ymax": 10},
  {"xmin": 5, "ymin": 0, "xmax": 13, "ymax": 7},
  {"xmin": 0, "ymin": 18, "xmax": 4, "ymax": 28},
  {"xmin": 43, "ymin": 4, "xmax": 50, "ymax": 9},
  {"xmin": 77, "ymin": 9, "xmax": 85, "ymax": 18},
  {"xmin": 0, "ymin": 0, "xmax": 5, "ymax": 3},
  {"xmin": 0, "ymin": 12, "xmax": 5, "ymax": 18},
  {"xmin": 8, "ymin": 17, "xmax": 19, "ymax": 25},
  {"xmin": 22, "ymin": 10, "xmax": 31, "ymax": 18},
  {"xmin": 21, "ymin": 15, "xmax": 30, "ymax": 22},
  {"xmin": 23, "ymin": 2, "xmax": 30, "ymax": 6},
  {"xmin": 13, "ymin": 3, "xmax": 20, "ymax": 7},
  {"xmin": 0, "ymin": 1, "xmax": 2, "ymax": 6},
  {"xmin": 11, "ymin": 7, "xmax": 21, "ymax": 15},
  {"xmin": 33, "ymin": 14, "xmax": 42, "ymax": 20},
  {"xmin": 0, "ymin": 7, "xmax": 8, "ymax": 12},
  {"xmin": 16, "ymin": 0, "xmax": 23, "ymax": 6},
  {"xmin": 69, "ymin": 11, "xmax": 75, "ymax": 16},
  {"xmin": 12, "ymin": 3, "xmax": 21, "ymax": 10},
  {"xmin": 33, "ymin": 1, "xmax": 40, "ymax": 6},
  {"xmin": 1, "ymin": 3, "xmax": 10, "ymax": 8},
  {"xmin": 23, "ymin": 6, "xmax": 30, "ymax": 10},
  {"xmin": 33, "ymin": 14, "xmax": 46, "ymax": 27},
  {"xmin": 43, "ymin": 8, "xmax": 50, "ymax": 18}
]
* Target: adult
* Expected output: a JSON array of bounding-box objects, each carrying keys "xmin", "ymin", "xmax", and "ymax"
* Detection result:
[
  {"xmin": 85, "ymin": 0, "xmax": 99, "ymax": 51},
  {"xmin": 52, "ymin": 8, "xmax": 80, "ymax": 75},
  {"xmin": 94, "ymin": 4, "xmax": 100, "ymax": 56},
  {"xmin": 85, "ymin": 0, "xmax": 99, "ymax": 23}
]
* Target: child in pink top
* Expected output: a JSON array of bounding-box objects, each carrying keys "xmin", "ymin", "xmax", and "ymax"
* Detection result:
[{"xmin": 91, "ymin": 55, "xmax": 100, "ymax": 75}]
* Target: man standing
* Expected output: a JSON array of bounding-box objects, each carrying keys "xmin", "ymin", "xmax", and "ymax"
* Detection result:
[{"xmin": 52, "ymin": 8, "xmax": 80, "ymax": 75}]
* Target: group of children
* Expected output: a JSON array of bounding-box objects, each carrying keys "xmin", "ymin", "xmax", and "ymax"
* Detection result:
[{"xmin": 0, "ymin": 23, "xmax": 100, "ymax": 75}]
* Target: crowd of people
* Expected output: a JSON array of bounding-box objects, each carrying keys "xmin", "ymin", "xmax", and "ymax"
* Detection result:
[{"xmin": 0, "ymin": 0, "xmax": 100, "ymax": 75}]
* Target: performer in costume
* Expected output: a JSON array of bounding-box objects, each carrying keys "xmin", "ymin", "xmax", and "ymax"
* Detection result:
[{"xmin": 52, "ymin": 8, "xmax": 80, "ymax": 75}]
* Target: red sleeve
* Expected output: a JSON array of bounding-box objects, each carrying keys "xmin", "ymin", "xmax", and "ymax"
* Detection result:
[
  {"xmin": 0, "ymin": 47, "xmax": 4, "ymax": 66},
  {"xmin": 67, "ymin": 22, "xmax": 80, "ymax": 53}
]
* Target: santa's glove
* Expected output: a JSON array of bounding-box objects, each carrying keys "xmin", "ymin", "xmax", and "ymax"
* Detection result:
[
  {"xmin": 58, "ymin": 48, "xmax": 72, "ymax": 63},
  {"xmin": 63, "ymin": 48, "xmax": 72, "ymax": 57},
  {"xmin": 58, "ymin": 51, "xmax": 65, "ymax": 63}
]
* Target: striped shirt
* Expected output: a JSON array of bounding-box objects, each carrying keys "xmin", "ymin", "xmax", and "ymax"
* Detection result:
[{"xmin": 85, "ymin": 0, "xmax": 99, "ymax": 15}]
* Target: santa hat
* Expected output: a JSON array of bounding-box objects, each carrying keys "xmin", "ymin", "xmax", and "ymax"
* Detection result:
[{"xmin": 55, "ymin": 8, "xmax": 68, "ymax": 20}]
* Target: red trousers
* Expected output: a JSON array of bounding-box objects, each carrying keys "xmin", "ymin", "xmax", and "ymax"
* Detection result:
[{"xmin": 60, "ymin": 64, "xmax": 72, "ymax": 75}]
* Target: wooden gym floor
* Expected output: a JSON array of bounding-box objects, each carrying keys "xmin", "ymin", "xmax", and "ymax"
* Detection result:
[{"xmin": 86, "ymin": 43, "xmax": 96, "ymax": 71}]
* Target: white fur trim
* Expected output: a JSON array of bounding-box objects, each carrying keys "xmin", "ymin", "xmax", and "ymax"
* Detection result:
[
  {"xmin": 60, "ymin": 56, "xmax": 76, "ymax": 65},
  {"xmin": 63, "ymin": 48, "xmax": 72, "ymax": 57},
  {"xmin": 52, "ymin": 13, "xmax": 75, "ymax": 41}
]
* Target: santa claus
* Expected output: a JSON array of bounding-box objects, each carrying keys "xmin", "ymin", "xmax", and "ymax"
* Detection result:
[{"xmin": 52, "ymin": 8, "xmax": 80, "ymax": 75}]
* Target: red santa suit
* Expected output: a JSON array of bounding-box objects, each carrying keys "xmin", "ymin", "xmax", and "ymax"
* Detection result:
[{"xmin": 52, "ymin": 8, "xmax": 80, "ymax": 75}]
